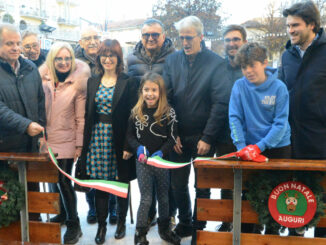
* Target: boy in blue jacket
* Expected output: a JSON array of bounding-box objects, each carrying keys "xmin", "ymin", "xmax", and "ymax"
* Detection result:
[
  {"xmin": 229, "ymin": 42, "xmax": 292, "ymax": 234},
  {"xmin": 229, "ymin": 42, "xmax": 291, "ymax": 164}
]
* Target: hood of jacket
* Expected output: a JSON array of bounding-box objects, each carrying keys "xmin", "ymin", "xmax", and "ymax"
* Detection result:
[
  {"xmin": 39, "ymin": 58, "xmax": 90, "ymax": 92},
  {"xmin": 133, "ymin": 38, "xmax": 175, "ymax": 64}
]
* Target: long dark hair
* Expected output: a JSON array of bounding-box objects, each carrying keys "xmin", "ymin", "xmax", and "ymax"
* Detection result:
[{"xmin": 95, "ymin": 39, "xmax": 124, "ymax": 76}]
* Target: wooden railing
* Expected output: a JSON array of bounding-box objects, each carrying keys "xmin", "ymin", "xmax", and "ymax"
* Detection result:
[
  {"xmin": 195, "ymin": 159, "xmax": 326, "ymax": 245},
  {"xmin": 0, "ymin": 153, "xmax": 61, "ymax": 244}
]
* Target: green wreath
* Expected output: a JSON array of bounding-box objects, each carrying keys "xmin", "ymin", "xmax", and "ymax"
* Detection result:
[
  {"xmin": 245, "ymin": 171, "xmax": 326, "ymax": 233},
  {"xmin": 0, "ymin": 164, "xmax": 25, "ymax": 228}
]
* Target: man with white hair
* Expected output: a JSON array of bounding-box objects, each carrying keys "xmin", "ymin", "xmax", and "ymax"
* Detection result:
[{"xmin": 163, "ymin": 16, "xmax": 230, "ymax": 244}]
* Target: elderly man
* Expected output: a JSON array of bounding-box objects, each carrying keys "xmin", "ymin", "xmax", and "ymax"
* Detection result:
[
  {"xmin": 75, "ymin": 26, "xmax": 101, "ymax": 75},
  {"xmin": 0, "ymin": 24, "xmax": 45, "ymax": 221},
  {"xmin": 163, "ymin": 16, "xmax": 229, "ymax": 244},
  {"xmin": 216, "ymin": 24, "xmax": 248, "ymax": 232},
  {"xmin": 126, "ymin": 18, "xmax": 176, "ymax": 237},
  {"xmin": 21, "ymin": 31, "xmax": 47, "ymax": 67},
  {"xmin": 279, "ymin": 1, "xmax": 326, "ymax": 237}
]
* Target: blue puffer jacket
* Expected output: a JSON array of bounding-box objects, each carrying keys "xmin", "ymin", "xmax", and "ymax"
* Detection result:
[
  {"xmin": 127, "ymin": 38, "xmax": 174, "ymax": 80},
  {"xmin": 0, "ymin": 57, "xmax": 46, "ymax": 152},
  {"xmin": 279, "ymin": 28, "xmax": 326, "ymax": 159}
]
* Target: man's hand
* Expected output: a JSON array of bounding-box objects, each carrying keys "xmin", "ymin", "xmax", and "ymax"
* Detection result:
[
  {"xmin": 174, "ymin": 136, "xmax": 183, "ymax": 154},
  {"xmin": 123, "ymin": 151, "xmax": 133, "ymax": 160},
  {"xmin": 26, "ymin": 122, "xmax": 44, "ymax": 136},
  {"xmin": 197, "ymin": 140, "xmax": 211, "ymax": 155}
]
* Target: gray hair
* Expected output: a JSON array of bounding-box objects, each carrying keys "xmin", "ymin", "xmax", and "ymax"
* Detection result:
[
  {"xmin": 142, "ymin": 18, "xmax": 165, "ymax": 33},
  {"xmin": 22, "ymin": 31, "xmax": 38, "ymax": 41},
  {"xmin": 174, "ymin": 16, "xmax": 204, "ymax": 36},
  {"xmin": 0, "ymin": 24, "xmax": 19, "ymax": 44}
]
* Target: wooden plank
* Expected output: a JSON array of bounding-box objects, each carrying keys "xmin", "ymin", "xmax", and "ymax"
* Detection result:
[
  {"xmin": 195, "ymin": 159, "xmax": 326, "ymax": 171},
  {"xmin": 197, "ymin": 199, "xmax": 326, "ymax": 227},
  {"xmin": 28, "ymin": 192, "xmax": 60, "ymax": 214},
  {"xmin": 26, "ymin": 162, "xmax": 58, "ymax": 183},
  {"xmin": 0, "ymin": 221, "xmax": 61, "ymax": 244},
  {"xmin": 29, "ymin": 221, "xmax": 61, "ymax": 243},
  {"xmin": 0, "ymin": 153, "xmax": 50, "ymax": 163},
  {"xmin": 197, "ymin": 230, "xmax": 326, "ymax": 245},
  {"xmin": 0, "ymin": 240, "xmax": 58, "ymax": 245}
]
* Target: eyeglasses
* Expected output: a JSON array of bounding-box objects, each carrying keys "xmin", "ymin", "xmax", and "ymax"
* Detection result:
[
  {"xmin": 23, "ymin": 43, "xmax": 39, "ymax": 51},
  {"xmin": 224, "ymin": 37, "xmax": 242, "ymax": 43},
  {"xmin": 100, "ymin": 54, "xmax": 117, "ymax": 60},
  {"xmin": 54, "ymin": 57, "xmax": 72, "ymax": 63},
  {"xmin": 82, "ymin": 35, "xmax": 101, "ymax": 42},
  {"xmin": 142, "ymin": 32, "xmax": 161, "ymax": 40},
  {"xmin": 179, "ymin": 35, "xmax": 198, "ymax": 41}
]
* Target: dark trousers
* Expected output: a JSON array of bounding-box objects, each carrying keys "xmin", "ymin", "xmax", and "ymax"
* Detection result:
[
  {"xmin": 57, "ymin": 159, "xmax": 78, "ymax": 221},
  {"xmin": 170, "ymin": 135, "xmax": 214, "ymax": 230},
  {"xmin": 86, "ymin": 188, "xmax": 116, "ymax": 216},
  {"xmin": 136, "ymin": 161, "xmax": 169, "ymax": 228}
]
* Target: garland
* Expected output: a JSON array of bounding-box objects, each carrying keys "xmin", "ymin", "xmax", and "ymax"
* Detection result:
[
  {"xmin": 245, "ymin": 171, "xmax": 326, "ymax": 233},
  {"xmin": 0, "ymin": 164, "xmax": 25, "ymax": 228}
]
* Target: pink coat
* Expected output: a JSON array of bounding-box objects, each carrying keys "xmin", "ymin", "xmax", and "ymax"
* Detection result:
[{"xmin": 39, "ymin": 59, "xmax": 91, "ymax": 159}]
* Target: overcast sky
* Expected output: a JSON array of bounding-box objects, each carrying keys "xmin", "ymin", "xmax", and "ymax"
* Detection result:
[{"xmin": 80, "ymin": 0, "xmax": 283, "ymax": 25}]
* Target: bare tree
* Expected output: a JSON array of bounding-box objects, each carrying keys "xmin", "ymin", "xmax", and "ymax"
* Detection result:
[{"xmin": 152, "ymin": 0, "xmax": 223, "ymax": 49}]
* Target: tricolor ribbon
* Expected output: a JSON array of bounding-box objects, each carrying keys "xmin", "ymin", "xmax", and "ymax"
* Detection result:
[
  {"xmin": 44, "ymin": 132, "xmax": 128, "ymax": 198},
  {"xmin": 146, "ymin": 156, "xmax": 191, "ymax": 169}
]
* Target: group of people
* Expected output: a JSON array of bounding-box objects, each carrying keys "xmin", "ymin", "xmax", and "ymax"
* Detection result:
[{"xmin": 0, "ymin": 0, "xmax": 326, "ymax": 244}]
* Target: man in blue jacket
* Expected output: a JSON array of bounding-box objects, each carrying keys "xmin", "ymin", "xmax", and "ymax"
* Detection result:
[
  {"xmin": 163, "ymin": 16, "xmax": 230, "ymax": 244},
  {"xmin": 279, "ymin": 1, "xmax": 326, "ymax": 237}
]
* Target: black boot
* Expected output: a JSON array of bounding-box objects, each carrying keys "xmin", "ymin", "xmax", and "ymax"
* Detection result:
[
  {"xmin": 115, "ymin": 218, "xmax": 126, "ymax": 239},
  {"xmin": 95, "ymin": 223, "xmax": 107, "ymax": 244},
  {"xmin": 64, "ymin": 219, "xmax": 82, "ymax": 244},
  {"xmin": 50, "ymin": 213, "xmax": 66, "ymax": 225},
  {"xmin": 134, "ymin": 227, "xmax": 149, "ymax": 245},
  {"xmin": 158, "ymin": 218, "xmax": 181, "ymax": 245}
]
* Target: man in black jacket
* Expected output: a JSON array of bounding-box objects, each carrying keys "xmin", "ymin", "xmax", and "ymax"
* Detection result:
[
  {"xmin": 75, "ymin": 26, "xmax": 101, "ymax": 75},
  {"xmin": 279, "ymin": 1, "xmax": 326, "ymax": 237},
  {"xmin": 0, "ymin": 24, "xmax": 45, "ymax": 221},
  {"xmin": 163, "ymin": 16, "xmax": 230, "ymax": 244},
  {"xmin": 21, "ymin": 31, "xmax": 48, "ymax": 67}
]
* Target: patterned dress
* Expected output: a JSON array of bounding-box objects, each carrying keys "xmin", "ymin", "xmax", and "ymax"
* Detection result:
[{"xmin": 86, "ymin": 84, "xmax": 117, "ymax": 180}]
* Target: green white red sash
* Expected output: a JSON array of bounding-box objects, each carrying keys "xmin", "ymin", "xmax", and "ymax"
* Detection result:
[{"xmin": 146, "ymin": 156, "xmax": 191, "ymax": 168}]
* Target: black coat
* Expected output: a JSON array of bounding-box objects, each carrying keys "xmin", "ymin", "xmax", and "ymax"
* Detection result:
[
  {"xmin": 0, "ymin": 57, "xmax": 46, "ymax": 152},
  {"xmin": 279, "ymin": 28, "xmax": 326, "ymax": 159},
  {"xmin": 80, "ymin": 73, "xmax": 138, "ymax": 182},
  {"xmin": 163, "ymin": 42, "xmax": 231, "ymax": 145},
  {"xmin": 127, "ymin": 38, "xmax": 175, "ymax": 80}
]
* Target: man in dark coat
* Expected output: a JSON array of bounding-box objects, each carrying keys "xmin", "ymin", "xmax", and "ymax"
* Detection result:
[
  {"xmin": 127, "ymin": 19, "xmax": 175, "ymax": 81},
  {"xmin": 21, "ymin": 31, "xmax": 48, "ymax": 67},
  {"xmin": 216, "ymin": 24, "xmax": 248, "ymax": 233},
  {"xmin": 127, "ymin": 18, "xmax": 176, "ymax": 231},
  {"xmin": 279, "ymin": 1, "xmax": 326, "ymax": 237},
  {"xmin": 0, "ymin": 24, "xmax": 46, "ymax": 221},
  {"xmin": 75, "ymin": 26, "xmax": 101, "ymax": 75},
  {"xmin": 163, "ymin": 16, "xmax": 230, "ymax": 244}
]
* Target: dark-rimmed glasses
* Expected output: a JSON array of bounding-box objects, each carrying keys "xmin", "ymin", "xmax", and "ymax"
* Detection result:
[
  {"xmin": 224, "ymin": 37, "xmax": 242, "ymax": 43},
  {"xmin": 23, "ymin": 43, "xmax": 39, "ymax": 51},
  {"xmin": 142, "ymin": 32, "xmax": 161, "ymax": 40}
]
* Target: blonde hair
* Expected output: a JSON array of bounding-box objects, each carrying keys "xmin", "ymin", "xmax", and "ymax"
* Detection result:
[
  {"xmin": 45, "ymin": 41, "xmax": 76, "ymax": 85},
  {"xmin": 132, "ymin": 72, "xmax": 170, "ymax": 126}
]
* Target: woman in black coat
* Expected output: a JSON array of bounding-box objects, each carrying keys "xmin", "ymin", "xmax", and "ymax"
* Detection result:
[{"xmin": 80, "ymin": 39, "xmax": 138, "ymax": 244}]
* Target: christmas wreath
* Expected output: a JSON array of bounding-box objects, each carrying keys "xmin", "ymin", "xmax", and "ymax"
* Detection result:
[
  {"xmin": 245, "ymin": 171, "xmax": 326, "ymax": 233},
  {"xmin": 0, "ymin": 164, "xmax": 25, "ymax": 228}
]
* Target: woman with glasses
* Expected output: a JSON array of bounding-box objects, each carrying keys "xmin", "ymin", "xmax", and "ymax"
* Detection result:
[
  {"xmin": 79, "ymin": 39, "xmax": 138, "ymax": 244},
  {"xmin": 39, "ymin": 42, "xmax": 91, "ymax": 244}
]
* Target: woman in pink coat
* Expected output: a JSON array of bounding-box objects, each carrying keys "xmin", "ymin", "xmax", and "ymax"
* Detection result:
[{"xmin": 39, "ymin": 42, "xmax": 90, "ymax": 244}]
